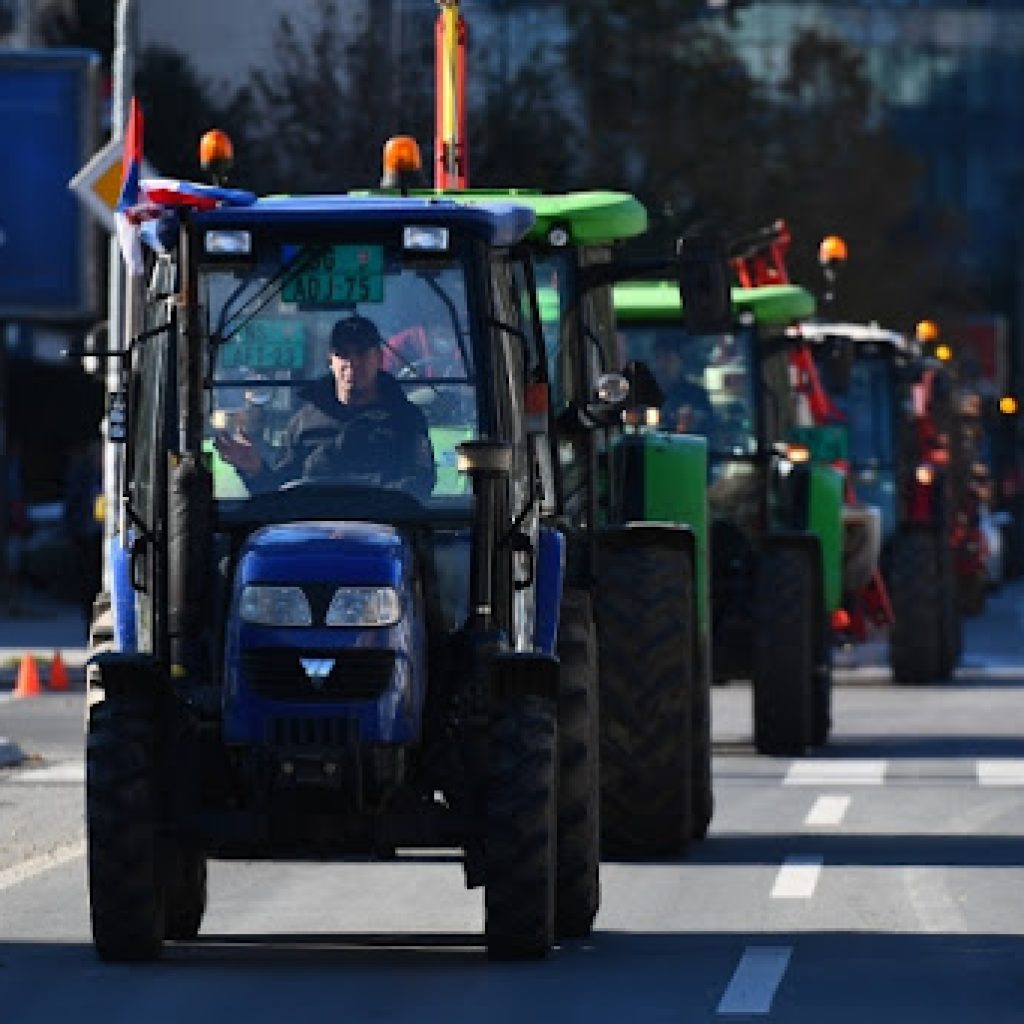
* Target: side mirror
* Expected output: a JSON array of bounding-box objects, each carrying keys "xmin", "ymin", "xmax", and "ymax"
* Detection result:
[
  {"xmin": 583, "ymin": 372, "xmax": 631, "ymax": 426},
  {"xmin": 677, "ymin": 233, "xmax": 732, "ymax": 336}
]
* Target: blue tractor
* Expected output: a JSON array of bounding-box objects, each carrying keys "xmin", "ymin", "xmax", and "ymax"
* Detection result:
[{"xmin": 85, "ymin": 185, "xmax": 605, "ymax": 960}]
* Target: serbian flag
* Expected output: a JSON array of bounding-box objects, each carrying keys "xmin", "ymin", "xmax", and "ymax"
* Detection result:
[
  {"xmin": 141, "ymin": 178, "xmax": 256, "ymax": 210},
  {"xmin": 114, "ymin": 98, "xmax": 148, "ymax": 275}
]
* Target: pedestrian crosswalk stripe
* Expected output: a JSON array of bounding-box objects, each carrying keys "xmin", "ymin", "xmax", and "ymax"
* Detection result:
[
  {"xmin": 784, "ymin": 760, "xmax": 886, "ymax": 786},
  {"xmin": 977, "ymin": 760, "xmax": 1024, "ymax": 786}
]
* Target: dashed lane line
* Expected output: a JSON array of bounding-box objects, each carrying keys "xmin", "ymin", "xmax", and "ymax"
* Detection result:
[
  {"xmin": 977, "ymin": 759, "xmax": 1024, "ymax": 786},
  {"xmin": 0, "ymin": 839, "xmax": 86, "ymax": 894},
  {"xmin": 717, "ymin": 946, "xmax": 793, "ymax": 1016},
  {"xmin": 770, "ymin": 855, "xmax": 824, "ymax": 899},
  {"xmin": 804, "ymin": 794, "xmax": 851, "ymax": 827},
  {"xmin": 784, "ymin": 759, "xmax": 886, "ymax": 786}
]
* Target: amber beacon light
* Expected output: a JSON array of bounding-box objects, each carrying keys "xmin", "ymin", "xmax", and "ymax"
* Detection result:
[
  {"xmin": 818, "ymin": 235, "xmax": 848, "ymax": 266},
  {"xmin": 199, "ymin": 129, "xmax": 234, "ymax": 184}
]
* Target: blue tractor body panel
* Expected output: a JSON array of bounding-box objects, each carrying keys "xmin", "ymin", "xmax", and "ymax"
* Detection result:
[
  {"xmin": 533, "ymin": 527, "xmax": 565, "ymax": 656},
  {"xmin": 109, "ymin": 536, "xmax": 136, "ymax": 652},
  {"xmin": 222, "ymin": 522, "xmax": 426, "ymax": 747}
]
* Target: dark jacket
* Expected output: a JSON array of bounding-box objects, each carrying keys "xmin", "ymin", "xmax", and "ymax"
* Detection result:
[{"xmin": 255, "ymin": 371, "xmax": 436, "ymax": 499}]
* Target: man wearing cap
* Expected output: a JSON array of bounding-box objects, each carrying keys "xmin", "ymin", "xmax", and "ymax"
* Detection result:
[{"xmin": 215, "ymin": 314, "xmax": 436, "ymax": 500}]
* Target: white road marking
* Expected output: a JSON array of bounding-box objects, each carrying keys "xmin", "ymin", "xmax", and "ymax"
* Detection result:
[
  {"xmin": 770, "ymin": 855, "xmax": 823, "ymax": 899},
  {"xmin": 977, "ymin": 760, "xmax": 1024, "ymax": 786},
  {"xmin": 784, "ymin": 759, "xmax": 886, "ymax": 786},
  {"xmin": 804, "ymin": 794, "xmax": 851, "ymax": 826},
  {"xmin": 717, "ymin": 946, "xmax": 793, "ymax": 1015},
  {"xmin": 0, "ymin": 839, "xmax": 85, "ymax": 893},
  {"xmin": 6, "ymin": 762, "xmax": 85, "ymax": 784}
]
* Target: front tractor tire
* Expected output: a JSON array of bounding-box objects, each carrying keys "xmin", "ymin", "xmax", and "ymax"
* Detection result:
[
  {"xmin": 753, "ymin": 545, "xmax": 816, "ymax": 756},
  {"xmin": 555, "ymin": 588, "xmax": 600, "ymax": 938},
  {"xmin": 890, "ymin": 531, "xmax": 951, "ymax": 684},
  {"xmin": 87, "ymin": 699, "xmax": 164, "ymax": 962},
  {"xmin": 485, "ymin": 694, "xmax": 557, "ymax": 960},
  {"xmin": 163, "ymin": 843, "xmax": 208, "ymax": 941},
  {"xmin": 596, "ymin": 534, "xmax": 694, "ymax": 858}
]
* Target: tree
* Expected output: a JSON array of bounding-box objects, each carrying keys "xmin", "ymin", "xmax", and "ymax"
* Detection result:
[
  {"xmin": 37, "ymin": 0, "xmax": 114, "ymax": 68},
  {"xmin": 134, "ymin": 46, "xmax": 253, "ymax": 183},
  {"xmin": 763, "ymin": 30, "xmax": 973, "ymax": 329},
  {"xmin": 244, "ymin": 0, "xmax": 432, "ymax": 194}
]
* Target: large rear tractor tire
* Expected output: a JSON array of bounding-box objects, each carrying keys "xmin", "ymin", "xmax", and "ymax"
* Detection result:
[
  {"xmin": 937, "ymin": 544, "xmax": 961, "ymax": 681},
  {"xmin": 691, "ymin": 640, "xmax": 714, "ymax": 841},
  {"xmin": 87, "ymin": 699, "xmax": 164, "ymax": 962},
  {"xmin": 810, "ymin": 611, "xmax": 833, "ymax": 749},
  {"xmin": 890, "ymin": 531, "xmax": 945, "ymax": 684},
  {"xmin": 596, "ymin": 537, "xmax": 693, "ymax": 858},
  {"xmin": 753, "ymin": 546, "xmax": 815, "ymax": 756},
  {"xmin": 555, "ymin": 588, "xmax": 600, "ymax": 938},
  {"xmin": 485, "ymin": 694, "xmax": 557, "ymax": 960}
]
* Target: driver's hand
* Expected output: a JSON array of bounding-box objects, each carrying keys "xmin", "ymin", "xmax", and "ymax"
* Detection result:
[{"xmin": 214, "ymin": 431, "xmax": 264, "ymax": 477}]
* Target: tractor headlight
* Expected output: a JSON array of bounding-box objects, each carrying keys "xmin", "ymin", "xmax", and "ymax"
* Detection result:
[
  {"xmin": 239, "ymin": 585, "xmax": 312, "ymax": 627},
  {"xmin": 325, "ymin": 586, "xmax": 401, "ymax": 627}
]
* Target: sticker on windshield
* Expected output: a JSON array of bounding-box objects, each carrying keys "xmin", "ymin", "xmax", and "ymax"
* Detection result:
[
  {"xmin": 219, "ymin": 319, "xmax": 306, "ymax": 370},
  {"xmin": 282, "ymin": 245, "xmax": 384, "ymax": 306}
]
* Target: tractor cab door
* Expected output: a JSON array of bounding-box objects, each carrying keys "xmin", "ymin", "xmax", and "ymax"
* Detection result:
[
  {"xmin": 489, "ymin": 248, "xmax": 551, "ymax": 651},
  {"xmin": 124, "ymin": 277, "xmax": 174, "ymax": 659}
]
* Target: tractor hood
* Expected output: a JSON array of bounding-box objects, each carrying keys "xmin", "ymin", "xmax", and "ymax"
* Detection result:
[{"xmin": 235, "ymin": 522, "xmax": 409, "ymax": 587}]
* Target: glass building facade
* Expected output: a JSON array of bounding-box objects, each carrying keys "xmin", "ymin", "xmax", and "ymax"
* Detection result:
[{"xmin": 726, "ymin": 1, "xmax": 1024, "ymax": 271}]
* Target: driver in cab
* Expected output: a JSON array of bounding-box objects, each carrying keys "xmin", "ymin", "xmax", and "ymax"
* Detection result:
[{"xmin": 215, "ymin": 314, "xmax": 436, "ymax": 499}]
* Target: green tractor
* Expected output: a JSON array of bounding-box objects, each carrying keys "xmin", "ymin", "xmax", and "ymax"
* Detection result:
[
  {"xmin": 613, "ymin": 281, "xmax": 843, "ymax": 756},
  {"xmin": 428, "ymin": 190, "xmax": 717, "ymax": 854}
]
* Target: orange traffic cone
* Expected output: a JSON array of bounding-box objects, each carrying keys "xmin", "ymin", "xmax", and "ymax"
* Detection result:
[
  {"xmin": 13, "ymin": 653, "xmax": 41, "ymax": 698},
  {"xmin": 48, "ymin": 651, "xmax": 69, "ymax": 692}
]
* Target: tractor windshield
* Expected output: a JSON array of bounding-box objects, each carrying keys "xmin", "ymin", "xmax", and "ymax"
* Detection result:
[
  {"xmin": 200, "ymin": 238, "xmax": 478, "ymax": 508},
  {"xmin": 817, "ymin": 352, "xmax": 896, "ymax": 469},
  {"xmin": 617, "ymin": 323, "xmax": 758, "ymax": 458}
]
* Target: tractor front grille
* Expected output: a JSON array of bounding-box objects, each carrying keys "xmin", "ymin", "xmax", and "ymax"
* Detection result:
[
  {"xmin": 268, "ymin": 715, "xmax": 359, "ymax": 750},
  {"xmin": 242, "ymin": 648, "xmax": 396, "ymax": 702}
]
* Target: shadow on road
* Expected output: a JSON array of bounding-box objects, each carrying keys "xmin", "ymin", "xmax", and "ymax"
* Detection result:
[{"xmin": 0, "ymin": 931, "xmax": 1022, "ymax": 1023}]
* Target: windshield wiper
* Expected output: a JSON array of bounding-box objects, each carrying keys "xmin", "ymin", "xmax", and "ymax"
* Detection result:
[{"xmin": 212, "ymin": 244, "xmax": 330, "ymax": 347}]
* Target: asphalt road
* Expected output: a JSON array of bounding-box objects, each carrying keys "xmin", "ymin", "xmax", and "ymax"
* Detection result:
[{"xmin": 1, "ymin": 586, "xmax": 1024, "ymax": 1022}]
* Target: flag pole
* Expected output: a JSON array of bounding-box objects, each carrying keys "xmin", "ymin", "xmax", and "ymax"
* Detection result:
[{"xmin": 103, "ymin": 0, "xmax": 136, "ymax": 596}]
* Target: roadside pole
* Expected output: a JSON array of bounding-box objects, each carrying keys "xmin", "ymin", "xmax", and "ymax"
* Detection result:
[{"xmin": 103, "ymin": 0, "xmax": 136, "ymax": 593}]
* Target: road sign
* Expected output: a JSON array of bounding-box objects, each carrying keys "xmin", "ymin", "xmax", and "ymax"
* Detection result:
[
  {"xmin": 69, "ymin": 137, "xmax": 156, "ymax": 233},
  {"xmin": 0, "ymin": 49, "xmax": 99, "ymax": 320}
]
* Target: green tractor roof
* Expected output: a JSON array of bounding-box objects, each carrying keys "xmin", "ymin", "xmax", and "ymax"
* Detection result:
[
  {"xmin": 613, "ymin": 280, "xmax": 816, "ymax": 328},
  {"xmin": 357, "ymin": 188, "xmax": 647, "ymax": 246}
]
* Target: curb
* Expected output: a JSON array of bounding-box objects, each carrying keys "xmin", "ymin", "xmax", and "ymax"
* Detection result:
[{"xmin": 0, "ymin": 737, "xmax": 25, "ymax": 768}]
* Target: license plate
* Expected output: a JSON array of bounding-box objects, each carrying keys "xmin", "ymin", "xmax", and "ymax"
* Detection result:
[
  {"xmin": 219, "ymin": 320, "xmax": 306, "ymax": 370},
  {"xmin": 282, "ymin": 245, "xmax": 384, "ymax": 305}
]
